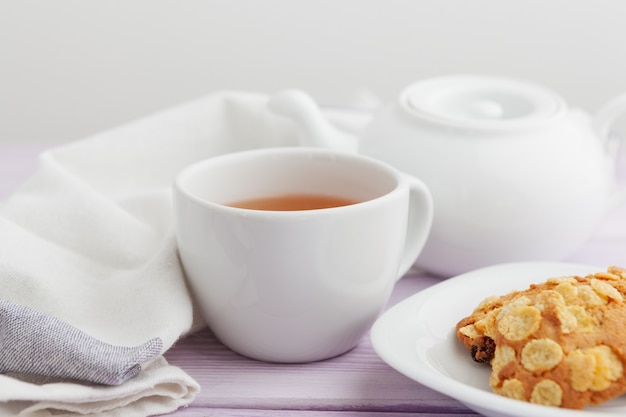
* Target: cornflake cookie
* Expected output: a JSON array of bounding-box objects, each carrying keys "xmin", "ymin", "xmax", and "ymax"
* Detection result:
[{"xmin": 456, "ymin": 266, "xmax": 626, "ymax": 409}]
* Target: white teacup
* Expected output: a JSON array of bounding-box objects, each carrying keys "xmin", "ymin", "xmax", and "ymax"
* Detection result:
[{"xmin": 173, "ymin": 147, "xmax": 433, "ymax": 363}]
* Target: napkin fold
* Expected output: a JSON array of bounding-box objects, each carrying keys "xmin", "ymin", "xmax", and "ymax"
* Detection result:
[
  {"xmin": 0, "ymin": 91, "xmax": 351, "ymax": 416},
  {"xmin": 0, "ymin": 299, "xmax": 163, "ymax": 386}
]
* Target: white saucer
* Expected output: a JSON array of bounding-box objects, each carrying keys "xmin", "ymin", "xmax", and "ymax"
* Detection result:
[{"xmin": 370, "ymin": 262, "xmax": 626, "ymax": 417}]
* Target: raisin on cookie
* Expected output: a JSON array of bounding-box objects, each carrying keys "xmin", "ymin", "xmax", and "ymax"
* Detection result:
[{"xmin": 456, "ymin": 266, "xmax": 626, "ymax": 409}]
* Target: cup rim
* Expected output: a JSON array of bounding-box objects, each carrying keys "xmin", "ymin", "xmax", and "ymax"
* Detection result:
[{"xmin": 174, "ymin": 147, "xmax": 405, "ymax": 216}]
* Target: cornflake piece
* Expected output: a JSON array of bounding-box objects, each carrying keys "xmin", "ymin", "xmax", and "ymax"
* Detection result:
[
  {"xmin": 567, "ymin": 305, "xmax": 594, "ymax": 333},
  {"xmin": 474, "ymin": 309, "xmax": 499, "ymax": 339},
  {"xmin": 490, "ymin": 344, "xmax": 516, "ymax": 387},
  {"xmin": 567, "ymin": 349, "xmax": 595, "ymax": 392},
  {"xmin": 499, "ymin": 378, "xmax": 526, "ymax": 400},
  {"xmin": 578, "ymin": 285, "xmax": 607, "ymax": 307},
  {"xmin": 547, "ymin": 275, "xmax": 577, "ymax": 285},
  {"xmin": 458, "ymin": 324, "xmax": 479, "ymax": 339},
  {"xmin": 554, "ymin": 282, "xmax": 578, "ymax": 304},
  {"xmin": 530, "ymin": 380, "xmax": 563, "ymax": 407},
  {"xmin": 594, "ymin": 271, "xmax": 621, "ymax": 281},
  {"xmin": 534, "ymin": 290, "xmax": 565, "ymax": 312},
  {"xmin": 497, "ymin": 304, "xmax": 541, "ymax": 341},
  {"xmin": 590, "ymin": 279, "xmax": 623, "ymax": 303},
  {"xmin": 555, "ymin": 305, "xmax": 578, "ymax": 334},
  {"xmin": 608, "ymin": 266, "xmax": 626, "ymax": 279},
  {"xmin": 521, "ymin": 339, "xmax": 563, "ymax": 372},
  {"xmin": 588, "ymin": 345, "xmax": 623, "ymax": 391},
  {"xmin": 475, "ymin": 295, "xmax": 501, "ymax": 312}
]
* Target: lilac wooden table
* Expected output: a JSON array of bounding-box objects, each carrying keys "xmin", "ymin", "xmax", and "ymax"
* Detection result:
[{"xmin": 2, "ymin": 141, "xmax": 626, "ymax": 417}]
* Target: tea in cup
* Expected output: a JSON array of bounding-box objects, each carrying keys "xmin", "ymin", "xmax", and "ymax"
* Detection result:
[{"xmin": 173, "ymin": 147, "xmax": 433, "ymax": 362}]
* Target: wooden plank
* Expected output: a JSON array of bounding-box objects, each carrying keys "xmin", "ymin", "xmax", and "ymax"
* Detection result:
[{"xmin": 170, "ymin": 408, "xmax": 479, "ymax": 417}]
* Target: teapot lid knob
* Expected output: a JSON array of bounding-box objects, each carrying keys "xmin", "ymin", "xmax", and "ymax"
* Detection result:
[{"xmin": 401, "ymin": 75, "xmax": 567, "ymax": 130}]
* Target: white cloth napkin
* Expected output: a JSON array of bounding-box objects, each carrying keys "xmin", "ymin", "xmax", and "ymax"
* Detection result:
[{"xmin": 0, "ymin": 91, "xmax": 352, "ymax": 416}]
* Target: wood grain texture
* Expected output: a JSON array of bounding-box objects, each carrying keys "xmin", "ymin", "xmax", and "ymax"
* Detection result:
[{"xmin": 170, "ymin": 409, "xmax": 479, "ymax": 417}]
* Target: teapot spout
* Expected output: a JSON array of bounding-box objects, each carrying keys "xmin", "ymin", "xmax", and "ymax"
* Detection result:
[{"xmin": 267, "ymin": 89, "xmax": 359, "ymax": 153}]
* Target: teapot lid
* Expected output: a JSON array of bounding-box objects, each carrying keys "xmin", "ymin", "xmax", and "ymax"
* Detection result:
[{"xmin": 400, "ymin": 75, "xmax": 567, "ymax": 130}]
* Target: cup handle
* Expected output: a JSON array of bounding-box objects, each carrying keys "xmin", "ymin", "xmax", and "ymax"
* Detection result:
[{"xmin": 396, "ymin": 174, "xmax": 434, "ymax": 278}]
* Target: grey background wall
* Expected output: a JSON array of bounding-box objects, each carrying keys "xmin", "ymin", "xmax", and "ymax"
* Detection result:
[{"xmin": 2, "ymin": 0, "xmax": 626, "ymax": 144}]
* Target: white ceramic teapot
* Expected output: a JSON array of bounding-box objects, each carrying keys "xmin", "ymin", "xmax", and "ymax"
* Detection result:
[{"xmin": 267, "ymin": 75, "xmax": 626, "ymax": 276}]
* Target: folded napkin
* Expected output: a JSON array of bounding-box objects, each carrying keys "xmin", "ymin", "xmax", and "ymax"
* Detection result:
[{"xmin": 0, "ymin": 91, "xmax": 358, "ymax": 416}]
